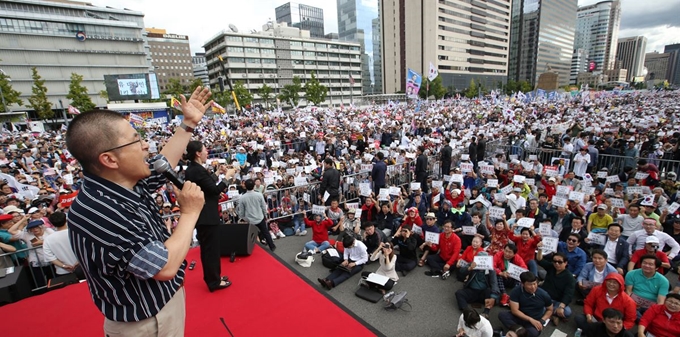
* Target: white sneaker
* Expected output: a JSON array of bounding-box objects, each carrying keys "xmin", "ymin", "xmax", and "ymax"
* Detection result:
[
  {"xmin": 270, "ymin": 232, "xmax": 276, "ymax": 240},
  {"xmin": 277, "ymin": 231, "xmax": 286, "ymax": 238},
  {"xmin": 300, "ymin": 230, "xmax": 308, "ymax": 235},
  {"xmin": 295, "ymin": 228, "xmax": 301, "ymax": 236}
]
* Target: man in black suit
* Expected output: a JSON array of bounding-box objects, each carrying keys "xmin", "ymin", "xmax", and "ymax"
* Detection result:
[
  {"xmin": 592, "ymin": 223, "xmax": 629, "ymax": 275},
  {"xmin": 319, "ymin": 157, "xmax": 340, "ymax": 206},
  {"xmin": 184, "ymin": 141, "xmax": 235, "ymax": 292},
  {"xmin": 440, "ymin": 138, "xmax": 452, "ymax": 177},
  {"xmin": 559, "ymin": 217, "xmax": 590, "ymax": 253},
  {"xmin": 371, "ymin": 152, "xmax": 387, "ymax": 195},
  {"xmin": 415, "ymin": 146, "xmax": 429, "ymax": 194}
]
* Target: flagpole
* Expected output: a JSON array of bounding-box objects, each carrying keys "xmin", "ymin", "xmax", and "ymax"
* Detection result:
[{"xmin": 59, "ymin": 99, "xmax": 68, "ymax": 127}]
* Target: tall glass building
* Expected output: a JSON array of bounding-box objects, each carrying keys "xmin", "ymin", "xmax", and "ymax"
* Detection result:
[
  {"xmin": 573, "ymin": 1, "xmax": 621, "ymax": 74},
  {"xmin": 508, "ymin": 0, "xmax": 578, "ymax": 87},
  {"xmin": 275, "ymin": 3, "xmax": 325, "ymax": 39},
  {"xmin": 337, "ymin": 0, "xmax": 381, "ymax": 94}
]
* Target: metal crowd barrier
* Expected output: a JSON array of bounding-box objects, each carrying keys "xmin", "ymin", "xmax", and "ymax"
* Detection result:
[{"xmin": 0, "ymin": 245, "xmax": 58, "ymax": 294}]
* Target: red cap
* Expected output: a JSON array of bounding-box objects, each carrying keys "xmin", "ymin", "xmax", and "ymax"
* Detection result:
[{"xmin": 0, "ymin": 214, "xmax": 13, "ymax": 221}]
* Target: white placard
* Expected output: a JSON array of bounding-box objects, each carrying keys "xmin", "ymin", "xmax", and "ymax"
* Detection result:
[
  {"xmin": 489, "ymin": 206, "xmax": 506, "ymax": 220},
  {"xmin": 443, "ymin": 175, "xmax": 451, "ymax": 182},
  {"xmin": 587, "ymin": 232, "xmax": 606, "ymax": 245},
  {"xmin": 597, "ymin": 171, "xmax": 608, "ymax": 178},
  {"xmin": 433, "ymin": 194, "xmax": 441, "ymax": 204},
  {"xmin": 346, "ymin": 177, "xmax": 354, "ymax": 184},
  {"xmin": 425, "ymin": 231, "xmax": 440, "ymax": 244},
  {"xmin": 62, "ymin": 173, "xmax": 73, "ymax": 185},
  {"xmin": 462, "ymin": 226, "xmax": 477, "ymax": 235},
  {"xmin": 473, "ymin": 256, "xmax": 494, "ymax": 270},
  {"xmin": 500, "ymin": 185, "xmax": 513, "ymax": 195},
  {"xmin": 286, "ymin": 168, "xmax": 296, "ymax": 175},
  {"xmin": 312, "ymin": 205, "xmax": 326, "ymax": 215},
  {"xmin": 354, "ymin": 209, "xmax": 363, "ymax": 218},
  {"xmin": 494, "ymin": 193, "xmax": 507, "ymax": 203},
  {"xmin": 389, "ymin": 186, "xmax": 401, "ymax": 196},
  {"xmin": 487, "ymin": 179, "xmax": 498, "ymax": 188},
  {"xmin": 432, "ymin": 180, "xmax": 443, "ymax": 189},
  {"xmin": 551, "ymin": 196, "xmax": 568, "ymax": 208},
  {"xmin": 525, "ymin": 178, "xmax": 535, "ymax": 186},
  {"xmin": 346, "ymin": 202, "xmax": 359, "ymax": 210},
  {"xmin": 303, "ymin": 193, "xmax": 310, "ymax": 203},
  {"xmin": 539, "ymin": 223, "xmax": 552, "ymax": 237},
  {"xmin": 529, "ymin": 155, "xmax": 538, "ymax": 161},
  {"xmin": 410, "ymin": 182, "xmax": 421, "ymax": 191},
  {"xmin": 516, "ymin": 218, "xmax": 535, "ymax": 228},
  {"xmin": 480, "ymin": 164, "xmax": 495, "ymax": 175},
  {"xmin": 635, "ymin": 172, "xmax": 649, "ymax": 180},
  {"xmin": 667, "ymin": 202, "xmax": 680, "ymax": 214},
  {"xmin": 507, "ymin": 262, "xmax": 529, "ymax": 282},
  {"xmin": 360, "ymin": 186, "xmax": 372, "ymax": 197},
  {"xmin": 513, "ymin": 175, "xmax": 526, "ymax": 183},
  {"xmin": 378, "ymin": 188, "xmax": 390, "ymax": 201},
  {"xmin": 294, "ymin": 177, "xmax": 308, "ymax": 186},
  {"xmin": 606, "ymin": 175, "xmax": 620, "ymax": 183},
  {"xmin": 610, "ymin": 198, "xmax": 625, "ymax": 208},
  {"xmin": 323, "ymin": 191, "xmax": 330, "ymax": 203},
  {"xmin": 556, "ymin": 185, "xmax": 572, "ymax": 196},
  {"xmin": 451, "ymin": 174, "xmax": 464, "ymax": 184},
  {"xmin": 361, "ymin": 164, "xmax": 373, "ymax": 171},
  {"xmin": 627, "ymin": 186, "xmax": 642, "ymax": 195},
  {"xmin": 568, "ymin": 191, "xmax": 585, "ymax": 202},
  {"xmin": 542, "ymin": 237, "xmax": 559, "ymax": 254},
  {"xmin": 220, "ymin": 202, "xmax": 228, "ymax": 212},
  {"xmin": 411, "ymin": 225, "xmax": 422, "ymax": 235},
  {"xmin": 461, "ymin": 163, "xmax": 474, "ymax": 173}
]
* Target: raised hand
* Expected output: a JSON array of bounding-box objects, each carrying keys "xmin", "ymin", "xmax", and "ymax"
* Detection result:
[{"xmin": 180, "ymin": 86, "xmax": 213, "ymax": 127}]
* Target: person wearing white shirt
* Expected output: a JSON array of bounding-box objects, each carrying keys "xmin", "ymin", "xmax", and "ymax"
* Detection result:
[
  {"xmin": 626, "ymin": 218, "xmax": 680, "ymax": 259},
  {"xmin": 8, "ymin": 218, "xmax": 55, "ymax": 287},
  {"xmin": 42, "ymin": 211, "xmax": 82, "ymax": 278},
  {"xmin": 455, "ymin": 308, "xmax": 493, "ymax": 337},
  {"xmin": 360, "ymin": 242, "xmax": 398, "ymax": 294},
  {"xmin": 617, "ymin": 205, "xmax": 643, "ymax": 239},
  {"xmin": 561, "ymin": 138, "xmax": 574, "ymax": 158},
  {"xmin": 572, "ymin": 147, "xmax": 591, "ymax": 178},
  {"xmin": 318, "ymin": 236, "xmax": 369, "ymax": 289}
]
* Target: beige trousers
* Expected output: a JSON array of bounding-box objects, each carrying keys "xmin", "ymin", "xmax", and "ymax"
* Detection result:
[{"xmin": 103, "ymin": 287, "xmax": 186, "ymax": 337}]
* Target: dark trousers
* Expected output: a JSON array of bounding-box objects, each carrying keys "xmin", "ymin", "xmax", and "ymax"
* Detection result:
[
  {"xmin": 395, "ymin": 255, "xmax": 417, "ymax": 272},
  {"xmin": 441, "ymin": 161, "xmax": 451, "ymax": 177},
  {"xmin": 455, "ymin": 287, "xmax": 491, "ymax": 310},
  {"xmin": 327, "ymin": 264, "xmax": 363, "ymax": 287},
  {"xmin": 426, "ymin": 254, "xmax": 447, "ymax": 273},
  {"xmin": 196, "ymin": 224, "xmax": 222, "ymax": 290},
  {"xmin": 373, "ymin": 183, "xmax": 385, "ymax": 197},
  {"xmin": 255, "ymin": 219, "xmax": 275, "ymax": 249},
  {"xmin": 361, "ymin": 271, "xmax": 395, "ymax": 291},
  {"xmin": 498, "ymin": 311, "xmax": 541, "ymax": 337},
  {"xmin": 30, "ymin": 264, "xmax": 54, "ymax": 288}
]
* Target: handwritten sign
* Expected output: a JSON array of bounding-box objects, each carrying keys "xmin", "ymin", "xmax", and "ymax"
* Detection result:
[
  {"xmin": 516, "ymin": 218, "xmax": 535, "ymax": 228},
  {"xmin": 473, "ymin": 256, "xmax": 494, "ymax": 270},
  {"xmin": 513, "ymin": 175, "xmax": 526, "ymax": 183},
  {"xmin": 312, "ymin": 205, "xmax": 326, "ymax": 215},
  {"xmin": 462, "ymin": 226, "xmax": 477, "ymax": 235},
  {"xmin": 451, "ymin": 174, "xmax": 464, "ymax": 184},
  {"xmin": 626, "ymin": 186, "xmax": 642, "ymax": 196},
  {"xmin": 389, "ymin": 186, "xmax": 401, "ymax": 196},
  {"xmin": 606, "ymin": 175, "xmax": 620, "ymax": 183},
  {"xmin": 568, "ymin": 191, "xmax": 585, "ymax": 202},
  {"xmin": 346, "ymin": 202, "xmax": 359, "ymax": 210},
  {"xmin": 500, "ymin": 185, "xmax": 513, "ymax": 195},
  {"xmin": 354, "ymin": 209, "xmax": 362, "ymax": 218},
  {"xmin": 556, "ymin": 185, "xmax": 572, "ymax": 196},
  {"xmin": 597, "ymin": 171, "xmax": 608, "ymax": 178},
  {"xmin": 461, "ymin": 163, "xmax": 474, "ymax": 173},
  {"xmin": 541, "ymin": 237, "xmax": 559, "ymax": 254},
  {"xmin": 552, "ymin": 196, "xmax": 568, "ymax": 208},
  {"xmin": 635, "ymin": 172, "xmax": 649, "ymax": 180},
  {"xmin": 525, "ymin": 178, "xmax": 535, "ymax": 186},
  {"xmin": 507, "ymin": 262, "xmax": 529, "ymax": 281},
  {"xmin": 487, "ymin": 179, "xmax": 498, "ymax": 188},
  {"xmin": 410, "ymin": 182, "xmax": 421, "ymax": 191},
  {"xmin": 587, "ymin": 232, "xmax": 606, "ymax": 245},
  {"xmin": 425, "ymin": 231, "xmax": 440, "ymax": 245},
  {"xmin": 539, "ymin": 223, "xmax": 552, "ymax": 237},
  {"xmin": 378, "ymin": 188, "xmax": 390, "ymax": 201},
  {"xmin": 432, "ymin": 180, "xmax": 443, "ymax": 189},
  {"xmin": 489, "ymin": 206, "xmax": 506, "ymax": 220}
]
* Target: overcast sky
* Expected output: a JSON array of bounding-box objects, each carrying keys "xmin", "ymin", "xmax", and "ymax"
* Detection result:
[{"xmin": 88, "ymin": 0, "xmax": 679, "ymax": 54}]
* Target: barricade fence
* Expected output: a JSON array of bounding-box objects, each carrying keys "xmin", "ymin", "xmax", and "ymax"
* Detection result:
[{"xmin": 0, "ymin": 245, "xmax": 59, "ymax": 294}]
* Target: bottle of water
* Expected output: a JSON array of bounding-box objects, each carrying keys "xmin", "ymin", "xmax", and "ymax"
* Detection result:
[{"xmin": 574, "ymin": 328, "xmax": 582, "ymax": 337}]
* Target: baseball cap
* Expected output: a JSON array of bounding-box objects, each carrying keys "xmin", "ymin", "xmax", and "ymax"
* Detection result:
[
  {"xmin": 548, "ymin": 177, "xmax": 556, "ymax": 182},
  {"xmin": 26, "ymin": 219, "xmax": 44, "ymax": 229},
  {"xmin": 645, "ymin": 236, "xmax": 660, "ymax": 244},
  {"xmin": 162, "ymin": 202, "xmax": 172, "ymax": 208},
  {"xmin": 347, "ymin": 208, "xmax": 356, "ymax": 214},
  {"xmin": 513, "ymin": 187, "xmax": 522, "ymax": 192},
  {"xmin": 172, "ymin": 207, "xmax": 180, "ymax": 212},
  {"xmin": 28, "ymin": 207, "xmax": 39, "ymax": 214},
  {"xmin": 2, "ymin": 205, "xmax": 23, "ymax": 214},
  {"xmin": 0, "ymin": 214, "xmax": 13, "ymax": 221},
  {"xmin": 597, "ymin": 204, "xmax": 607, "ymax": 210},
  {"xmin": 425, "ymin": 212, "xmax": 436, "ymax": 219}
]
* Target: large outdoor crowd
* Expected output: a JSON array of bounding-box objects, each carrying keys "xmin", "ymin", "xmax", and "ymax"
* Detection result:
[{"xmin": 2, "ymin": 89, "xmax": 680, "ymax": 337}]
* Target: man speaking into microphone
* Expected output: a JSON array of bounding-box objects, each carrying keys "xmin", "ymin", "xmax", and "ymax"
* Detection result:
[{"xmin": 65, "ymin": 87, "xmax": 212, "ymax": 336}]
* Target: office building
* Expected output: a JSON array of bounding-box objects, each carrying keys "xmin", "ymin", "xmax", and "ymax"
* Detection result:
[
  {"xmin": 275, "ymin": 2, "xmax": 325, "ymax": 39},
  {"xmin": 573, "ymin": 0, "xmax": 621, "ymax": 73},
  {"xmin": 192, "ymin": 52, "xmax": 209, "ymax": 87},
  {"xmin": 381, "ymin": 0, "xmax": 511, "ymax": 93},
  {"xmin": 508, "ymin": 0, "xmax": 578, "ymax": 87},
  {"xmin": 570, "ymin": 49, "xmax": 589, "ymax": 84},
  {"xmin": 337, "ymin": 0, "xmax": 381, "ymax": 94},
  {"xmin": 145, "ymin": 28, "xmax": 194, "ymax": 92},
  {"xmin": 665, "ymin": 44, "xmax": 680, "ymax": 86},
  {"xmin": 203, "ymin": 22, "xmax": 361, "ymax": 107},
  {"xmin": 616, "ymin": 36, "xmax": 647, "ymax": 82},
  {"xmin": 644, "ymin": 52, "xmax": 674, "ymax": 84},
  {"xmin": 0, "ymin": 0, "xmax": 149, "ymax": 110}
]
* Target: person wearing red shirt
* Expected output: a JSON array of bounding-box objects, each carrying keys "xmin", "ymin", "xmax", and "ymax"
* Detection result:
[
  {"xmin": 508, "ymin": 227, "xmax": 541, "ymax": 277},
  {"xmin": 638, "ymin": 293, "xmax": 680, "ymax": 337},
  {"xmin": 444, "ymin": 186, "xmax": 465, "ymax": 208},
  {"xmin": 577, "ymin": 273, "xmax": 637, "ymax": 332},
  {"xmin": 540, "ymin": 177, "xmax": 557, "ymax": 200},
  {"xmin": 302, "ymin": 213, "xmax": 334, "ymax": 254},
  {"xmin": 455, "ymin": 236, "xmax": 486, "ymax": 281},
  {"xmin": 494, "ymin": 243, "xmax": 527, "ymax": 307},
  {"xmin": 627, "ymin": 236, "xmax": 671, "ymax": 273},
  {"xmin": 424, "ymin": 220, "xmax": 461, "ymax": 280}
]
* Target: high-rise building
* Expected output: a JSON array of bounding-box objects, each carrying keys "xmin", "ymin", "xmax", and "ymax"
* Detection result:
[
  {"xmin": 145, "ymin": 28, "xmax": 194, "ymax": 92},
  {"xmin": 0, "ymin": 0, "xmax": 149, "ymax": 110},
  {"xmin": 337, "ymin": 0, "xmax": 381, "ymax": 94},
  {"xmin": 275, "ymin": 2, "xmax": 325, "ymax": 39},
  {"xmin": 616, "ymin": 36, "xmax": 647, "ymax": 82},
  {"xmin": 508, "ymin": 0, "xmax": 578, "ymax": 87},
  {"xmin": 644, "ymin": 52, "xmax": 674, "ymax": 84},
  {"xmin": 573, "ymin": 0, "xmax": 621, "ymax": 73},
  {"xmin": 381, "ymin": 0, "xmax": 511, "ymax": 93},
  {"xmin": 570, "ymin": 49, "xmax": 589, "ymax": 84},
  {"xmin": 192, "ymin": 53, "xmax": 209, "ymax": 87},
  {"xmin": 203, "ymin": 22, "xmax": 361, "ymax": 107},
  {"xmin": 665, "ymin": 44, "xmax": 680, "ymax": 86}
]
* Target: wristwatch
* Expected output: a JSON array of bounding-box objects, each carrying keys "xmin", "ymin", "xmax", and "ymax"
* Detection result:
[{"xmin": 179, "ymin": 122, "xmax": 195, "ymax": 133}]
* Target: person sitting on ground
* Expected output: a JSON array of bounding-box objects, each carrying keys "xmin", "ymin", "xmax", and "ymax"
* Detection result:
[
  {"xmin": 576, "ymin": 273, "xmax": 636, "ymax": 334},
  {"xmin": 637, "ymin": 292, "xmax": 680, "ymax": 337},
  {"xmin": 627, "ymin": 235, "xmax": 671, "ymax": 273},
  {"xmin": 508, "ymin": 227, "xmax": 541, "ymax": 277},
  {"xmin": 486, "ymin": 215, "xmax": 511, "ymax": 255},
  {"xmin": 495, "ymin": 243, "xmax": 527, "ymax": 307},
  {"xmin": 436, "ymin": 199, "xmax": 455, "ymax": 227},
  {"xmin": 456, "ymin": 236, "xmax": 487, "ymax": 281},
  {"xmin": 536, "ymin": 249, "xmax": 576, "ymax": 327},
  {"xmin": 454, "ymin": 308, "xmax": 494, "ymax": 337},
  {"xmin": 577, "ymin": 249, "xmax": 618, "ymax": 298},
  {"xmin": 302, "ymin": 213, "xmax": 334, "ymax": 254},
  {"xmin": 581, "ymin": 308, "xmax": 634, "ymax": 337},
  {"xmin": 460, "ymin": 212, "xmax": 491, "ymax": 250},
  {"xmin": 594, "ymin": 223, "xmax": 629, "ymax": 275},
  {"xmin": 424, "ymin": 220, "xmax": 461, "ymax": 280},
  {"xmin": 588, "ymin": 204, "xmax": 614, "ymax": 234},
  {"xmin": 498, "ymin": 272, "xmax": 553, "ymax": 337},
  {"xmin": 360, "ymin": 241, "xmax": 397, "ymax": 295},
  {"xmin": 317, "ymin": 235, "xmax": 368, "ymax": 290},
  {"xmin": 455, "ymin": 249, "xmax": 499, "ymax": 319},
  {"xmin": 375, "ymin": 202, "xmax": 396, "ymax": 236},
  {"xmin": 336, "ymin": 208, "xmax": 361, "ymax": 244},
  {"xmin": 625, "ymin": 254, "xmax": 669, "ymax": 318},
  {"xmin": 557, "ymin": 233, "xmax": 588, "ymax": 278},
  {"xmin": 391, "ymin": 225, "xmax": 418, "ymax": 276},
  {"xmin": 360, "ymin": 222, "xmax": 385, "ymax": 257},
  {"xmin": 417, "ymin": 213, "xmax": 441, "ymax": 266}
]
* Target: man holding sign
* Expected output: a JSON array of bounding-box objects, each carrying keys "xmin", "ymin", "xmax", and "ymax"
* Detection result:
[{"xmin": 424, "ymin": 221, "xmax": 461, "ymax": 280}]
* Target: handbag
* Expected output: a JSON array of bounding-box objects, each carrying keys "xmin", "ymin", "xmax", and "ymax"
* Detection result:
[{"xmin": 295, "ymin": 252, "xmax": 314, "ymax": 267}]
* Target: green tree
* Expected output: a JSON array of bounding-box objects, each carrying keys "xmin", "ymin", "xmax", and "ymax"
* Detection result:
[
  {"xmin": 229, "ymin": 81, "xmax": 253, "ymax": 107},
  {"xmin": 99, "ymin": 89, "xmax": 109, "ymax": 103},
  {"xmin": 505, "ymin": 79, "xmax": 518, "ymax": 95},
  {"xmin": 28, "ymin": 67, "xmax": 53, "ymax": 119},
  {"xmin": 163, "ymin": 78, "xmax": 186, "ymax": 98},
  {"xmin": 211, "ymin": 89, "xmax": 231, "ymax": 112},
  {"xmin": 258, "ymin": 83, "xmax": 273, "ymax": 109},
  {"xmin": 188, "ymin": 78, "xmax": 204, "ymax": 93},
  {"xmin": 464, "ymin": 79, "xmax": 478, "ymax": 98},
  {"xmin": 279, "ymin": 76, "xmax": 302, "ymax": 107},
  {"xmin": 0, "ymin": 67, "xmax": 23, "ymax": 112},
  {"xmin": 418, "ymin": 76, "xmax": 447, "ymax": 99},
  {"xmin": 66, "ymin": 73, "xmax": 95, "ymax": 113},
  {"xmin": 518, "ymin": 80, "xmax": 533, "ymax": 93},
  {"xmin": 303, "ymin": 72, "xmax": 328, "ymax": 105}
]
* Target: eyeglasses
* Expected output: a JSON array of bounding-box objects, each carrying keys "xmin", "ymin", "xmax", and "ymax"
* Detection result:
[
  {"xmin": 567, "ymin": 238, "xmax": 579, "ymax": 243},
  {"xmin": 100, "ymin": 136, "xmax": 142, "ymax": 154},
  {"xmin": 648, "ymin": 244, "xmax": 659, "ymax": 248},
  {"xmin": 552, "ymin": 260, "xmax": 565, "ymax": 264}
]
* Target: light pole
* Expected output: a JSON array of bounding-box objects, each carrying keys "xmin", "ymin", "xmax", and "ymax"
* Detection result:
[{"xmin": 0, "ymin": 69, "xmax": 9, "ymax": 113}]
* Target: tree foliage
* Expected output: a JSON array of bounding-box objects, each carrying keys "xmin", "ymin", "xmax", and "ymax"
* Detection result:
[
  {"xmin": 504, "ymin": 80, "xmax": 533, "ymax": 95},
  {"xmin": 163, "ymin": 78, "xmax": 186, "ymax": 98},
  {"xmin": 28, "ymin": 67, "xmax": 53, "ymax": 119},
  {"xmin": 303, "ymin": 72, "xmax": 328, "ymax": 106},
  {"xmin": 258, "ymin": 83, "xmax": 273, "ymax": 109},
  {"xmin": 0, "ymin": 68, "xmax": 23, "ymax": 112},
  {"xmin": 99, "ymin": 89, "xmax": 109, "ymax": 103},
  {"xmin": 464, "ymin": 79, "xmax": 478, "ymax": 98},
  {"xmin": 230, "ymin": 81, "xmax": 253, "ymax": 107},
  {"xmin": 418, "ymin": 76, "xmax": 447, "ymax": 100},
  {"xmin": 188, "ymin": 78, "xmax": 204, "ymax": 93},
  {"xmin": 66, "ymin": 73, "xmax": 95, "ymax": 113},
  {"xmin": 279, "ymin": 76, "xmax": 302, "ymax": 107}
]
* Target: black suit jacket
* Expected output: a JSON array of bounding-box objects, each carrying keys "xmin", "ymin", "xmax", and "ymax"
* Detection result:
[
  {"xmin": 602, "ymin": 237, "xmax": 630, "ymax": 270},
  {"xmin": 558, "ymin": 226, "xmax": 590, "ymax": 251},
  {"xmin": 184, "ymin": 161, "xmax": 227, "ymax": 225},
  {"xmin": 320, "ymin": 167, "xmax": 340, "ymax": 197}
]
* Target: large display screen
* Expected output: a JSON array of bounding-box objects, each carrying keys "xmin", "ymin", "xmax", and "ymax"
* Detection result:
[{"xmin": 103, "ymin": 73, "xmax": 161, "ymax": 101}]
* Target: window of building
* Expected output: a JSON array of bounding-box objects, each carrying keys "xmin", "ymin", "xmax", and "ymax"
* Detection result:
[
  {"xmin": 262, "ymin": 59, "xmax": 275, "ymax": 64},
  {"xmin": 228, "ymin": 57, "xmax": 245, "ymax": 63},
  {"xmin": 244, "ymin": 37, "xmax": 259, "ymax": 43},
  {"xmin": 303, "ymin": 42, "xmax": 314, "ymax": 48},
  {"xmin": 227, "ymin": 35, "xmax": 242, "ymax": 42},
  {"xmin": 245, "ymin": 48, "xmax": 259, "ymax": 54}
]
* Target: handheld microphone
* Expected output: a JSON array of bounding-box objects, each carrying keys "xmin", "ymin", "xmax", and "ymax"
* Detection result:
[{"xmin": 153, "ymin": 160, "xmax": 184, "ymax": 190}]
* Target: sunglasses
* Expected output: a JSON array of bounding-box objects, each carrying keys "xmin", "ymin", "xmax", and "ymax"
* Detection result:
[
  {"xmin": 567, "ymin": 238, "xmax": 579, "ymax": 243},
  {"xmin": 552, "ymin": 260, "xmax": 565, "ymax": 264}
]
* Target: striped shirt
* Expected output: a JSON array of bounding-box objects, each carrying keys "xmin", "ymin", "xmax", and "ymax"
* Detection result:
[{"xmin": 68, "ymin": 155, "xmax": 185, "ymax": 322}]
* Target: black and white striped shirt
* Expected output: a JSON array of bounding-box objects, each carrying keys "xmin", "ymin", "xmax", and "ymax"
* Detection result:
[{"xmin": 68, "ymin": 155, "xmax": 185, "ymax": 322}]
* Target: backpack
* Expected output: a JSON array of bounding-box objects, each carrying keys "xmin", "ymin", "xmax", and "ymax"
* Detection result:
[
  {"xmin": 295, "ymin": 252, "xmax": 314, "ymax": 268},
  {"xmin": 321, "ymin": 248, "xmax": 343, "ymax": 269}
]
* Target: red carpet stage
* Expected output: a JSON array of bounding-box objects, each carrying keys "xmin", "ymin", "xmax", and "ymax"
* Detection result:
[{"xmin": 0, "ymin": 246, "xmax": 380, "ymax": 337}]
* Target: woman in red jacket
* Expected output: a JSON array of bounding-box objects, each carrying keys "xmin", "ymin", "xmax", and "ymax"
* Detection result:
[
  {"xmin": 456, "ymin": 236, "xmax": 485, "ymax": 281},
  {"xmin": 638, "ymin": 293, "xmax": 680, "ymax": 337},
  {"xmin": 578, "ymin": 272, "xmax": 636, "ymax": 332}
]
